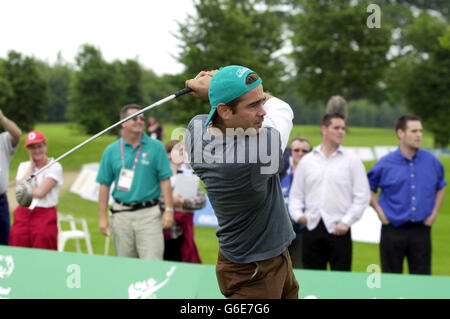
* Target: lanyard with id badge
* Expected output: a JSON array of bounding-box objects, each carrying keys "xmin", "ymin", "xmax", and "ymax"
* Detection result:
[{"xmin": 117, "ymin": 137, "xmax": 143, "ymax": 191}]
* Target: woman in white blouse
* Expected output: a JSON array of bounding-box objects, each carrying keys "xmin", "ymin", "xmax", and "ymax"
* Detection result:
[{"xmin": 9, "ymin": 131, "xmax": 63, "ymax": 250}]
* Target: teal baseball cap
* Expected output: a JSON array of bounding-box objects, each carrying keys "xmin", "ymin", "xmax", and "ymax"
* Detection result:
[{"xmin": 205, "ymin": 65, "xmax": 263, "ymax": 126}]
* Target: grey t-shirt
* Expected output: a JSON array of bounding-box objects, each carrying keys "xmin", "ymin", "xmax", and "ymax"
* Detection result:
[
  {"xmin": 0, "ymin": 132, "xmax": 18, "ymax": 194},
  {"xmin": 186, "ymin": 115, "xmax": 295, "ymax": 264}
]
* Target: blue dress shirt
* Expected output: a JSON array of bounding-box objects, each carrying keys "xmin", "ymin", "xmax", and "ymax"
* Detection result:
[
  {"xmin": 281, "ymin": 166, "xmax": 303, "ymax": 233},
  {"xmin": 368, "ymin": 148, "xmax": 446, "ymax": 227}
]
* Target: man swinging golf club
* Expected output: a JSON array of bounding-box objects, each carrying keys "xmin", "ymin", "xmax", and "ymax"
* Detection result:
[
  {"xmin": 13, "ymin": 67, "xmax": 299, "ymax": 298},
  {"xmin": 184, "ymin": 65, "xmax": 299, "ymax": 299}
]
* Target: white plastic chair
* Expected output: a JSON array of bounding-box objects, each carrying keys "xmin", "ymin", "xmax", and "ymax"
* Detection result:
[{"xmin": 57, "ymin": 213, "xmax": 93, "ymax": 254}]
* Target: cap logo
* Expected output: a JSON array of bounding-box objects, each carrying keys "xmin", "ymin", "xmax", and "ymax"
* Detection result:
[
  {"xmin": 236, "ymin": 67, "xmax": 248, "ymax": 78},
  {"xmin": 28, "ymin": 132, "xmax": 36, "ymax": 140}
]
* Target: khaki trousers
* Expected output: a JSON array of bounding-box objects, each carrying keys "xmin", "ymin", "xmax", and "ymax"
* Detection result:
[
  {"xmin": 216, "ymin": 249, "xmax": 299, "ymax": 299},
  {"xmin": 111, "ymin": 205, "xmax": 163, "ymax": 260}
]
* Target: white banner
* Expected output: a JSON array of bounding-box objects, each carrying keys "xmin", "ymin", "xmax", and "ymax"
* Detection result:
[
  {"xmin": 345, "ymin": 147, "xmax": 376, "ymax": 162},
  {"xmin": 70, "ymin": 163, "xmax": 114, "ymax": 205},
  {"xmin": 351, "ymin": 206, "xmax": 381, "ymax": 244}
]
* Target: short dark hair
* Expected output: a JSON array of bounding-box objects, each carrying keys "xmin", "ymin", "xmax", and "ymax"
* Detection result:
[
  {"xmin": 120, "ymin": 104, "xmax": 141, "ymax": 120},
  {"xmin": 164, "ymin": 139, "xmax": 181, "ymax": 153},
  {"xmin": 395, "ymin": 114, "xmax": 422, "ymax": 132},
  {"xmin": 321, "ymin": 112, "xmax": 345, "ymax": 127},
  {"xmin": 290, "ymin": 137, "xmax": 312, "ymax": 151},
  {"xmin": 211, "ymin": 73, "xmax": 260, "ymax": 125}
]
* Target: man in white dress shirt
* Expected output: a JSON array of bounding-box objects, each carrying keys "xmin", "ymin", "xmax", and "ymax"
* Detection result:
[
  {"xmin": 0, "ymin": 109, "xmax": 22, "ymax": 245},
  {"xmin": 288, "ymin": 112, "xmax": 370, "ymax": 271}
]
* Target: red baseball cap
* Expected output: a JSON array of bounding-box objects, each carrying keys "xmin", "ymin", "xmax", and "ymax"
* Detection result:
[{"xmin": 25, "ymin": 131, "xmax": 47, "ymax": 147}]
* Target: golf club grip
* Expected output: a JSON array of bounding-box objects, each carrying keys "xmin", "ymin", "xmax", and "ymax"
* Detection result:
[{"xmin": 174, "ymin": 87, "xmax": 193, "ymax": 97}]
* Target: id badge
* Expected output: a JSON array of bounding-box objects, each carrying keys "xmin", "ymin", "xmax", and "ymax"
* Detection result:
[{"xmin": 117, "ymin": 168, "xmax": 135, "ymax": 191}]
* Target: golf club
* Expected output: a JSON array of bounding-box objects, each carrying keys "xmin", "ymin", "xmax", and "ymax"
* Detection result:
[{"xmin": 15, "ymin": 87, "xmax": 193, "ymax": 207}]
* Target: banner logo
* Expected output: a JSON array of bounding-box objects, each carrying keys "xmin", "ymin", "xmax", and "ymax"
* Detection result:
[
  {"xmin": 0, "ymin": 255, "xmax": 14, "ymax": 298},
  {"xmin": 128, "ymin": 266, "xmax": 176, "ymax": 299}
]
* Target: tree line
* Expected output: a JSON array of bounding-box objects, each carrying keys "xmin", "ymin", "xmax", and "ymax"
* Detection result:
[{"xmin": 0, "ymin": 0, "xmax": 448, "ymax": 146}]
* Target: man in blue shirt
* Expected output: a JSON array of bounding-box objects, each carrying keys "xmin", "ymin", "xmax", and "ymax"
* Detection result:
[
  {"xmin": 97, "ymin": 104, "xmax": 174, "ymax": 260},
  {"xmin": 368, "ymin": 114, "xmax": 446, "ymax": 274}
]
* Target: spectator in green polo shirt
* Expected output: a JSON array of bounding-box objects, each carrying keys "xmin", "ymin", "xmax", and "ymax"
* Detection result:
[{"xmin": 96, "ymin": 104, "xmax": 174, "ymax": 260}]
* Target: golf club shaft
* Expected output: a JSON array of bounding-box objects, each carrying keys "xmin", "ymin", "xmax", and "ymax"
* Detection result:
[{"xmin": 26, "ymin": 87, "xmax": 193, "ymax": 181}]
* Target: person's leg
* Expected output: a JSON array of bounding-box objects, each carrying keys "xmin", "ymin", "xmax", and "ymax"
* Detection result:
[
  {"xmin": 406, "ymin": 223, "xmax": 431, "ymax": 275},
  {"xmin": 288, "ymin": 229, "xmax": 303, "ymax": 269},
  {"xmin": 30, "ymin": 207, "xmax": 58, "ymax": 250},
  {"xmin": 380, "ymin": 224, "xmax": 407, "ymax": 273},
  {"xmin": 179, "ymin": 212, "xmax": 202, "ymax": 263},
  {"xmin": 0, "ymin": 194, "xmax": 10, "ymax": 245},
  {"xmin": 164, "ymin": 235, "xmax": 184, "ymax": 261},
  {"xmin": 302, "ymin": 220, "xmax": 328, "ymax": 270},
  {"xmin": 134, "ymin": 206, "xmax": 164, "ymax": 260},
  {"xmin": 329, "ymin": 229, "xmax": 352, "ymax": 271},
  {"xmin": 8, "ymin": 205, "xmax": 32, "ymax": 248},
  {"xmin": 281, "ymin": 249, "xmax": 300, "ymax": 299},
  {"xmin": 215, "ymin": 250, "xmax": 259, "ymax": 298},
  {"xmin": 215, "ymin": 249, "xmax": 299, "ymax": 299},
  {"xmin": 111, "ymin": 211, "xmax": 137, "ymax": 258}
]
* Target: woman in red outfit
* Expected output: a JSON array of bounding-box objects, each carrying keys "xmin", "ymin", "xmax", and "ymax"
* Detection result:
[
  {"xmin": 9, "ymin": 131, "xmax": 63, "ymax": 250},
  {"xmin": 162, "ymin": 140, "xmax": 205, "ymax": 263}
]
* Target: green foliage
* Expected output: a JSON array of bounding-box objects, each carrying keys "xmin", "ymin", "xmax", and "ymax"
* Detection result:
[
  {"xmin": 394, "ymin": 14, "xmax": 450, "ymax": 147},
  {"xmin": 404, "ymin": 51, "xmax": 450, "ymax": 147},
  {"xmin": 379, "ymin": 0, "xmax": 450, "ymax": 19},
  {"xmin": 0, "ymin": 51, "xmax": 48, "ymax": 132},
  {"xmin": 46, "ymin": 56, "xmax": 73, "ymax": 122},
  {"xmin": 173, "ymin": 0, "xmax": 287, "ymax": 124},
  {"xmin": 141, "ymin": 71, "xmax": 197, "ymax": 125},
  {"xmin": 68, "ymin": 44, "xmax": 146, "ymax": 135},
  {"xmin": 118, "ymin": 59, "xmax": 145, "ymax": 106},
  {"xmin": 0, "ymin": 75, "xmax": 13, "ymax": 107},
  {"xmin": 68, "ymin": 45, "xmax": 125, "ymax": 134},
  {"xmin": 290, "ymin": 0, "xmax": 392, "ymax": 103},
  {"xmin": 346, "ymin": 99, "xmax": 407, "ymax": 128},
  {"xmin": 177, "ymin": 0, "xmax": 285, "ymax": 91},
  {"xmin": 380, "ymin": 1, "xmax": 415, "ymax": 29},
  {"xmin": 281, "ymin": 77, "xmax": 407, "ymax": 128},
  {"xmin": 2, "ymin": 0, "xmax": 449, "ymax": 142},
  {"xmin": 404, "ymin": 13, "xmax": 448, "ymax": 53}
]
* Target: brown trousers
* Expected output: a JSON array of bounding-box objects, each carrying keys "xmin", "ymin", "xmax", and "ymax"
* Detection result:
[{"xmin": 216, "ymin": 249, "xmax": 299, "ymax": 299}]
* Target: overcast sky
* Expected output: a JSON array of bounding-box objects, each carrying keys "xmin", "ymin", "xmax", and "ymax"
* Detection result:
[{"xmin": 0, "ymin": 0, "xmax": 195, "ymax": 75}]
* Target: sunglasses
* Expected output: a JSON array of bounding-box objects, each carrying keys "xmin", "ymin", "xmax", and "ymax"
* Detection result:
[
  {"xmin": 131, "ymin": 116, "xmax": 145, "ymax": 122},
  {"xmin": 292, "ymin": 148, "xmax": 310, "ymax": 154}
]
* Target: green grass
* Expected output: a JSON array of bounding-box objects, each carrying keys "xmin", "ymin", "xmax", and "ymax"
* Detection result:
[
  {"xmin": 289, "ymin": 125, "xmax": 435, "ymax": 148},
  {"xmin": 9, "ymin": 123, "xmax": 117, "ymax": 173},
  {"xmin": 7, "ymin": 123, "xmax": 449, "ymax": 276}
]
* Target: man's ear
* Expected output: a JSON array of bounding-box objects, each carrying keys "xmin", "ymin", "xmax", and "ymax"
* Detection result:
[
  {"xmin": 396, "ymin": 129, "xmax": 404, "ymax": 140},
  {"xmin": 320, "ymin": 125, "xmax": 327, "ymax": 137},
  {"xmin": 216, "ymin": 103, "xmax": 231, "ymax": 121}
]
